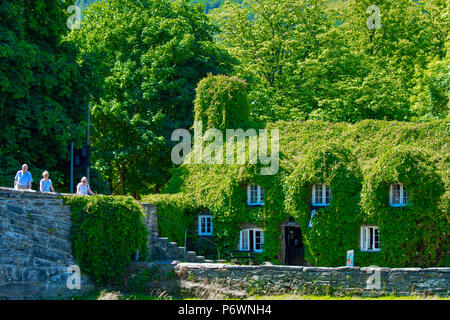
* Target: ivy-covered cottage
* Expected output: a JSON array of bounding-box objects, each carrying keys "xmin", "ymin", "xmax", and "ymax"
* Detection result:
[{"xmin": 144, "ymin": 75, "xmax": 449, "ymax": 268}]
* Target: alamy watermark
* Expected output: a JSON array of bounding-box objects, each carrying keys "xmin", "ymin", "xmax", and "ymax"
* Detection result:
[
  {"xmin": 66, "ymin": 5, "xmax": 81, "ymax": 30},
  {"xmin": 66, "ymin": 265, "xmax": 81, "ymax": 290},
  {"xmin": 171, "ymin": 121, "xmax": 279, "ymax": 175},
  {"xmin": 365, "ymin": 265, "xmax": 382, "ymax": 290},
  {"xmin": 367, "ymin": 5, "xmax": 382, "ymax": 30}
]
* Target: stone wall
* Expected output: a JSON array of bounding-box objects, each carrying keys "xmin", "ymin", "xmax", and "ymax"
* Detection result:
[
  {"xmin": 175, "ymin": 263, "xmax": 449, "ymax": 297},
  {"xmin": 140, "ymin": 203, "xmax": 160, "ymax": 259},
  {"xmin": 0, "ymin": 187, "xmax": 93, "ymax": 299}
]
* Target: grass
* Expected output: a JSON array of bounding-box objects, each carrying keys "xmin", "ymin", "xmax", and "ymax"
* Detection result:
[
  {"xmin": 248, "ymin": 294, "xmax": 449, "ymax": 300},
  {"xmin": 73, "ymin": 289, "xmax": 173, "ymax": 300},
  {"xmin": 73, "ymin": 289, "xmax": 449, "ymax": 300}
]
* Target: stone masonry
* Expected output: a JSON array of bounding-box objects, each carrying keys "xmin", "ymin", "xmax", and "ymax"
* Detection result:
[
  {"xmin": 175, "ymin": 263, "xmax": 449, "ymax": 297},
  {"xmin": 140, "ymin": 203, "xmax": 212, "ymax": 263},
  {"xmin": 1, "ymin": 186, "xmax": 448, "ymax": 299},
  {"xmin": 0, "ymin": 187, "xmax": 93, "ymax": 299}
]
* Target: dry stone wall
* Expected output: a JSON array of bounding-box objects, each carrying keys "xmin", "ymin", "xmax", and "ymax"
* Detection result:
[
  {"xmin": 175, "ymin": 263, "xmax": 449, "ymax": 297},
  {"xmin": 0, "ymin": 188, "xmax": 93, "ymax": 299}
]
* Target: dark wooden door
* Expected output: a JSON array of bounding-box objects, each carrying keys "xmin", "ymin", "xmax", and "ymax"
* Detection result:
[{"xmin": 285, "ymin": 226, "xmax": 305, "ymax": 265}]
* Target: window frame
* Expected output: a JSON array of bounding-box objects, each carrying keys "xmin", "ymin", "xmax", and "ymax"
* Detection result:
[
  {"xmin": 239, "ymin": 228, "xmax": 264, "ymax": 253},
  {"xmin": 198, "ymin": 215, "xmax": 213, "ymax": 236},
  {"xmin": 389, "ymin": 183, "xmax": 409, "ymax": 207},
  {"xmin": 312, "ymin": 183, "xmax": 331, "ymax": 206},
  {"xmin": 247, "ymin": 184, "xmax": 264, "ymax": 206},
  {"xmin": 360, "ymin": 226, "xmax": 381, "ymax": 252}
]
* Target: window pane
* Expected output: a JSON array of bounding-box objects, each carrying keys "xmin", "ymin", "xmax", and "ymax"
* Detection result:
[
  {"xmin": 241, "ymin": 230, "xmax": 249, "ymax": 250},
  {"xmin": 249, "ymin": 185, "xmax": 258, "ymax": 203},
  {"xmin": 369, "ymin": 227, "xmax": 374, "ymax": 250},
  {"xmin": 402, "ymin": 187, "xmax": 409, "ymax": 205},
  {"xmin": 374, "ymin": 228, "xmax": 380, "ymax": 249},
  {"xmin": 325, "ymin": 185, "xmax": 331, "ymax": 204},
  {"xmin": 362, "ymin": 228, "xmax": 366, "ymax": 250},
  {"xmin": 314, "ymin": 184, "xmax": 323, "ymax": 204},
  {"xmin": 260, "ymin": 187, "xmax": 264, "ymax": 202},
  {"xmin": 201, "ymin": 217, "xmax": 206, "ymax": 233},
  {"xmin": 255, "ymin": 231, "xmax": 261, "ymax": 250},
  {"xmin": 392, "ymin": 184, "xmax": 401, "ymax": 204}
]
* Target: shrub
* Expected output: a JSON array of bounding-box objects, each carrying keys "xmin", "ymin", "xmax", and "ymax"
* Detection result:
[{"xmin": 64, "ymin": 195, "xmax": 148, "ymax": 285}]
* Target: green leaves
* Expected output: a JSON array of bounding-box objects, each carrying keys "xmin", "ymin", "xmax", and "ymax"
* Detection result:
[
  {"xmin": 0, "ymin": 0, "xmax": 96, "ymax": 190},
  {"xmin": 194, "ymin": 74, "xmax": 250, "ymax": 131},
  {"xmin": 211, "ymin": 0, "xmax": 449, "ymax": 122},
  {"xmin": 69, "ymin": 0, "xmax": 234, "ymax": 195},
  {"xmin": 145, "ymin": 119, "xmax": 449, "ymax": 267},
  {"xmin": 361, "ymin": 147, "xmax": 448, "ymax": 267},
  {"xmin": 64, "ymin": 195, "xmax": 148, "ymax": 285}
]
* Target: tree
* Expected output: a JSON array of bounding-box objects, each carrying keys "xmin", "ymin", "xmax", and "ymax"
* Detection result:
[
  {"xmin": 211, "ymin": 0, "xmax": 331, "ymax": 121},
  {"xmin": 212, "ymin": 0, "xmax": 449, "ymax": 122},
  {"xmin": 0, "ymin": 0, "xmax": 95, "ymax": 190},
  {"xmin": 70, "ymin": 0, "xmax": 234, "ymax": 196}
]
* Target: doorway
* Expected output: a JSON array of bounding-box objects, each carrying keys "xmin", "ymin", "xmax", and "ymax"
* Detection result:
[{"xmin": 284, "ymin": 226, "xmax": 305, "ymax": 265}]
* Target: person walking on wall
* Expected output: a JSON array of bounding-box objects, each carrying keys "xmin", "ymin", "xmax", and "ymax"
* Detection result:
[
  {"xmin": 14, "ymin": 164, "xmax": 33, "ymax": 190},
  {"xmin": 40, "ymin": 171, "xmax": 55, "ymax": 193},
  {"xmin": 76, "ymin": 177, "xmax": 94, "ymax": 195}
]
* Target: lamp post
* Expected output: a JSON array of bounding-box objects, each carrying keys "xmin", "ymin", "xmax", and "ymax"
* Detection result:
[
  {"xmin": 86, "ymin": 101, "xmax": 90, "ymax": 182},
  {"xmin": 70, "ymin": 142, "xmax": 74, "ymax": 194}
]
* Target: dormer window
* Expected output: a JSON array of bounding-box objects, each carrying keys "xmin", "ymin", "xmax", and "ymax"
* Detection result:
[
  {"xmin": 198, "ymin": 215, "xmax": 213, "ymax": 236},
  {"xmin": 312, "ymin": 184, "xmax": 331, "ymax": 206},
  {"xmin": 390, "ymin": 183, "xmax": 409, "ymax": 207},
  {"xmin": 247, "ymin": 185, "xmax": 264, "ymax": 206}
]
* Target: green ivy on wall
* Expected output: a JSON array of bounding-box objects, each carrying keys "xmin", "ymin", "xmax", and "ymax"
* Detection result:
[
  {"xmin": 64, "ymin": 195, "xmax": 148, "ymax": 285},
  {"xmin": 284, "ymin": 143, "xmax": 363, "ymax": 266},
  {"xmin": 143, "ymin": 119, "xmax": 449, "ymax": 267},
  {"xmin": 194, "ymin": 74, "xmax": 250, "ymax": 132},
  {"xmin": 359, "ymin": 147, "xmax": 448, "ymax": 267},
  {"xmin": 143, "ymin": 75, "xmax": 449, "ymax": 268}
]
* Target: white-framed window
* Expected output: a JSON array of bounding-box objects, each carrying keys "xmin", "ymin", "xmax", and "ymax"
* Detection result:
[
  {"xmin": 247, "ymin": 185, "xmax": 264, "ymax": 206},
  {"xmin": 312, "ymin": 184, "xmax": 331, "ymax": 206},
  {"xmin": 198, "ymin": 215, "xmax": 213, "ymax": 236},
  {"xmin": 239, "ymin": 228, "xmax": 264, "ymax": 253},
  {"xmin": 390, "ymin": 183, "xmax": 409, "ymax": 207},
  {"xmin": 360, "ymin": 226, "xmax": 380, "ymax": 252}
]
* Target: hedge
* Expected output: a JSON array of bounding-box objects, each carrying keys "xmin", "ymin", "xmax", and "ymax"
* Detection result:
[{"xmin": 64, "ymin": 195, "xmax": 148, "ymax": 285}]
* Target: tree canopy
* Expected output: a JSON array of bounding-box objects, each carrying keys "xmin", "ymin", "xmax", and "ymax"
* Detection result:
[
  {"xmin": 1, "ymin": 0, "xmax": 447, "ymax": 196},
  {"xmin": 0, "ymin": 0, "xmax": 95, "ymax": 189},
  {"xmin": 211, "ymin": 0, "xmax": 449, "ymax": 122},
  {"xmin": 70, "ymin": 0, "xmax": 234, "ymax": 196}
]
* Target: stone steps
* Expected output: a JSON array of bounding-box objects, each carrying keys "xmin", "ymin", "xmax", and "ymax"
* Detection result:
[{"xmin": 150, "ymin": 234, "xmax": 210, "ymax": 263}]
